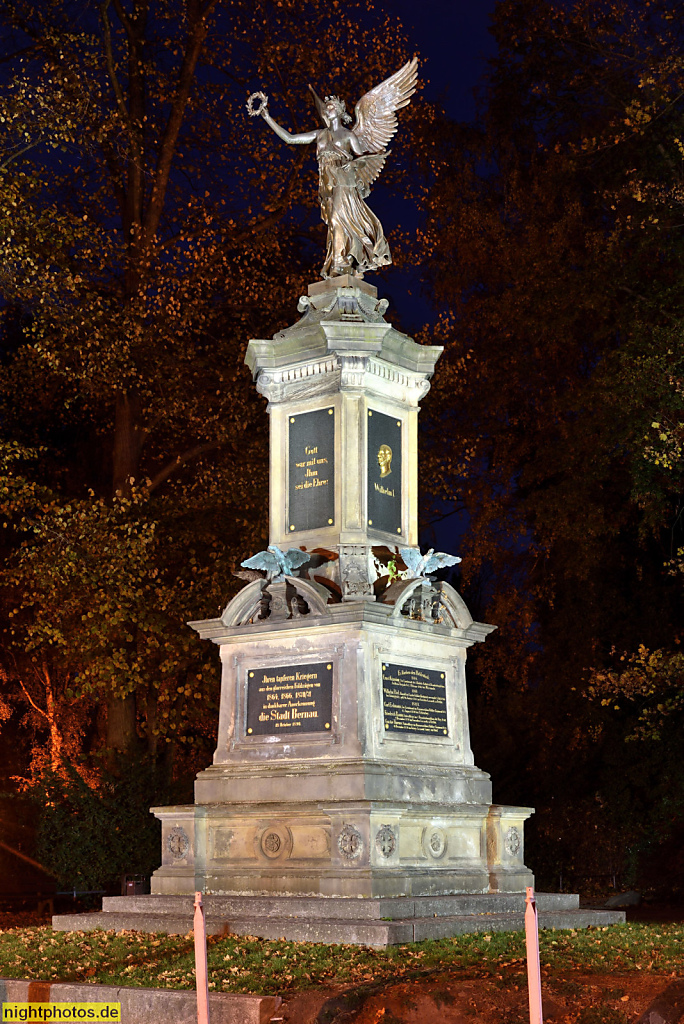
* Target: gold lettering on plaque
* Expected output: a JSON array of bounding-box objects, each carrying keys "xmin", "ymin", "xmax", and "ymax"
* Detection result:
[{"xmin": 377, "ymin": 443, "xmax": 392, "ymax": 477}]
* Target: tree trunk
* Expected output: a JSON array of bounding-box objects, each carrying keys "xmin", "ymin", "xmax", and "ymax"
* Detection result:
[
  {"xmin": 44, "ymin": 674, "xmax": 62, "ymax": 772},
  {"xmin": 112, "ymin": 390, "xmax": 144, "ymax": 497},
  {"xmin": 108, "ymin": 391, "xmax": 146, "ymax": 750},
  {"xmin": 106, "ymin": 692, "xmax": 138, "ymax": 752}
]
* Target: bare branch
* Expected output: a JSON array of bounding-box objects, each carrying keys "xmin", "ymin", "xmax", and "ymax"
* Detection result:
[
  {"xmin": 0, "ymin": 136, "xmax": 45, "ymax": 171},
  {"xmin": 17, "ymin": 678, "xmax": 47, "ymax": 720},
  {"xmin": 147, "ymin": 441, "xmax": 223, "ymax": 493},
  {"xmin": 100, "ymin": 0, "xmax": 129, "ymax": 122},
  {"xmin": 143, "ymin": 0, "xmax": 218, "ymax": 247},
  {"xmin": 0, "ymin": 838, "xmax": 58, "ymax": 877}
]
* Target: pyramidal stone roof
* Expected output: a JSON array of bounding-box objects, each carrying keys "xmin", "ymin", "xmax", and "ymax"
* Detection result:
[{"xmin": 245, "ymin": 275, "xmax": 443, "ymax": 379}]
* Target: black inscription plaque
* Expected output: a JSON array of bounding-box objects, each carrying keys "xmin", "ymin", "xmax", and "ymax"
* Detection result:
[
  {"xmin": 367, "ymin": 409, "xmax": 402, "ymax": 535},
  {"xmin": 288, "ymin": 407, "xmax": 335, "ymax": 532},
  {"xmin": 382, "ymin": 663, "xmax": 448, "ymax": 736},
  {"xmin": 246, "ymin": 662, "xmax": 333, "ymax": 736}
]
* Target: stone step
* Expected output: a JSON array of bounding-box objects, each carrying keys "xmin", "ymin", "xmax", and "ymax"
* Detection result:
[
  {"xmin": 0, "ymin": 977, "xmax": 279, "ymax": 1024},
  {"xmin": 100, "ymin": 890, "xmax": 580, "ymax": 920},
  {"xmin": 52, "ymin": 906, "xmax": 625, "ymax": 947}
]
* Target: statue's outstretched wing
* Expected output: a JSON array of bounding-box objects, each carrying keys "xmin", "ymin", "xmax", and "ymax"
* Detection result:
[
  {"xmin": 424, "ymin": 551, "xmax": 461, "ymax": 574},
  {"xmin": 353, "ymin": 152, "xmax": 389, "ymax": 199},
  {"xmin": 353, "ymin": 57, "xmax": 418, "ymax": 155},
  {"xmin": 284, "ymin": 548, "xmax": 310, "ymax": 572},
  {"xmin": 400, "ymin": 547, "xmax": 425, "ymax": 578},
  {"xmin": 242, "ymin": 550, "xmax": 280, "ymax": 574}
]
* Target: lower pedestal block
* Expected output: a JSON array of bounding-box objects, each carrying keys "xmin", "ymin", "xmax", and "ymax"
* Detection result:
[
  {"xmin": 52, "ymin": 892, "xmax": 626, "ymax": 946},
  {"xmin": 149, "ymin": 800, "xmax": 534, "ymax": 898}
]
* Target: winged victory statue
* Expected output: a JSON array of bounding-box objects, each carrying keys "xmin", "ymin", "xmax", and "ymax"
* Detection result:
[{"xmin": 247, "ymin": 57, "xmax": 418, "ymax": 279}]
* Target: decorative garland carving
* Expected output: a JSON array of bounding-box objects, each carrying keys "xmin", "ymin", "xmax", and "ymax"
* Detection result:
[
  {"xmin": 375, "ymin": 824, "xmax": 396, "ymax": 858},
  {"xmin": 337, "ymin": 824, "xmax": 363, "ymax": 860},
  {"xmin": 167, "ymin": 826, "xmax": 190, "ymax": 860}
]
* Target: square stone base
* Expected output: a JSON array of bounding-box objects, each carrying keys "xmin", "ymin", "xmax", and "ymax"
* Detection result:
[
  {"xmin": 150, "ymin": 797, "xmax": 534, "ymax": 898},
  {"xmin": 52, "ymin": 892, "xmax": 626, "ymax": 946}
]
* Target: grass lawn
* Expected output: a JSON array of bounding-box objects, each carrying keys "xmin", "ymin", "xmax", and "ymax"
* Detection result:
[{"xmin": 0, "ymin": 923, "xmax": 682, "ymax": 996}]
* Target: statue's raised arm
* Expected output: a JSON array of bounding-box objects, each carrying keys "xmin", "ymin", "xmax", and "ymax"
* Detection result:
[
  {"xmin": 247, "ymin": 91, "xmax": 318, "ymax": 146},
  {"xmin": 247, "ymin": 57, "xmax": 419, "ymax": 279}
]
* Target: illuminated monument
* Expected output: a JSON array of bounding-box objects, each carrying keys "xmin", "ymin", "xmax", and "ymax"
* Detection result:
[{"xmin": 53, "ymin": 60, "xmax": 623, "ymax": 943}]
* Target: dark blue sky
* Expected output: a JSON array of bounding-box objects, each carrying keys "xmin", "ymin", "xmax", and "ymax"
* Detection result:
[
  {"xmin": 369, "ymin": 0, "xmax": 498, "ymax": 334},
  {"xmin": 377, "ymin": 1, "xmax": 499, "ymax": 551},
  {"xmin": 392, "ymin": 0, "xmax": 498, "ymax": 120}
]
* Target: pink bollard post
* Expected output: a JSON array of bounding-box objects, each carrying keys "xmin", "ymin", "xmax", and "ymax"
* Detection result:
[
  {"xmin": 194, "ymin": 891, "xmax": 211, "ymax": 1024},
  {"xmin": 524, "ymin": 886, "xmax": 543, "ymax": 1024}
]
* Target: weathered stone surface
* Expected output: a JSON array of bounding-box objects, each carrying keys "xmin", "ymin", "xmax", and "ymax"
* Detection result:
[
  {"xmin": 52, "ymin": 892, "xmax": 624, "ymax": 947},
  {"xmin": 90, "ymin": 890, "xmax": 585, "ymax": 918},
  {"xmin": 0, "ymin": 978, "xmax": 280, "ymax": 1024}
]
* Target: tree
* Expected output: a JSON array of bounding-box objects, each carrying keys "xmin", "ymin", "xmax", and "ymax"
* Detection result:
[
  {"xmin": 0, "ymin": 0, "xmax": 430, "ymax": 774},
  {"xmin": 417, "ymin": 0, "xmax": 684, "ymax": 886}
]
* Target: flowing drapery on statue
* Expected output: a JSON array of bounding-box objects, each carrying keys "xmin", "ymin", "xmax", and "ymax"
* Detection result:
[{"xmin": 247, "ymin": 58, "xmax": 418, "ymax": 279}]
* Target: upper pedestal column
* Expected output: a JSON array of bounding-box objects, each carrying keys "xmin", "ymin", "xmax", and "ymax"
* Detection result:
[{"xmin": 245, "ymin": 275, "xmax": 442, "ymax": 599}]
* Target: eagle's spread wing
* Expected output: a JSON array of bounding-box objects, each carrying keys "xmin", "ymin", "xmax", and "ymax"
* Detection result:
[
  {"xmin": 400, "ymin": 547, "xmax": 425, "ymax": 577},
  {"xmin": 424, "ymin": 552, "xmax": 462, "ymax": 574},
  {"xmin": 242, "ymin": 550, "xmax": 280, "ymax": 574},
  {"xmin": 353, "ymin": 152, "xmax": 389, "ymax": 198},
  {"xmin": 353, "ymin": 57, "xmax": 418, "ymax": 155},
  {"xmin": 284, "ymin": 548, "xmax": 310, "ymax": 572}
]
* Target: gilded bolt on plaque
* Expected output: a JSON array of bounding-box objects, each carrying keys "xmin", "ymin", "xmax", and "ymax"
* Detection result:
[
  {"xmin": 246, "ymin": 662, "xmax": 333, "ymax": 736},
  {"xmin": 288, "ymin": 407, "xmax": 335, "ymax": 532},
  {"xmin": 382, "ymin": 663, "xmax": 448, "ymax": 736},
  {"xmin": 367, "ymin": 409, "xmax": 402, "ymax": 535}
]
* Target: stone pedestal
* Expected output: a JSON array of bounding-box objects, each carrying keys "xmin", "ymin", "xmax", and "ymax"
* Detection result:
[
  {"xmin": 57, "ymin": 278, "xmax": 588, "ymax": 942},
  {"xmin": 52, "ymin": 892, "xmax": 626, "ymax": 946},
  {"xmin": 149, "ymin": 593, "xmax": 533, "ymax": 899},
  {"xmin": 146, "ymin": 279, "xmax": 536, "ymax": 905}
]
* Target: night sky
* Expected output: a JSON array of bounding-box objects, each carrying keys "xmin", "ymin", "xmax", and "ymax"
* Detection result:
[
  {"xmin": 367, "ymin": 2, "xmax": 499, "ymax": 550},
  {"xmin": 368, "ymin": 1, "xmax": 498, "ymax": 335},
  {"xmin": 392, "ymin": 0, "xmax": 497, "ymax": 120}
]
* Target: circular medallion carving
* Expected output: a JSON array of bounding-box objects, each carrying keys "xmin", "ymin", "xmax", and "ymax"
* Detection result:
[
  {"xmin": 258, "ymin": 824, "xmax": 290, "ymax": 860},
  {"xmin": 167, "ymin": 826, "xmax": 190, "ymax": 860},
  {"xmin": 425, "ymin": 827, "xmax": 446, "ymax": 859},
  {"xmin": 263, "ymin": 832, "xmax": 281, "ymax": 854},
  {"xmin": 375, "ymin": 824, "xmax": 396, "ymax": 858},
  {"xmin": 505, "ymin": 826, "xmax": 521, "ymax": 856},
  {"xmin": 337, "ymin": 824, "xmax": 363, "ymax": 860}
]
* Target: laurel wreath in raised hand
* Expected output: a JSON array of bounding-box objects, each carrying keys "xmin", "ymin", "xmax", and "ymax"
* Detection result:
[{"xmin": 246, "ymin": 91, "xmax": 268, "ymax": 117}]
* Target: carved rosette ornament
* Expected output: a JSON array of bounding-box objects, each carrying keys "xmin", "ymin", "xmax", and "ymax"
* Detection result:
[
  {"xmin": 375, "ymin": 824, "xmax": 396, "ymax": 858},
  {"xmin": 425, "ymin": 827, "xmax": 446, "ymax": 859},
  {"xmin": 337, "ymin": 824, "xmax": 363, "ymax": 860},
  {"xmin": 167, "ymin": 826, "xmax": 190, "ymax": 860},
  {"xmin": 263, "ymin": 832, "xmax": 282, "ymax": 855},
  {"xmin": 258, "ymin": 823, "xmax": 291, "ymax": 860},
  {"xmin": 504, "ymin": 826, "xmax": 521, "ymax": 856}
]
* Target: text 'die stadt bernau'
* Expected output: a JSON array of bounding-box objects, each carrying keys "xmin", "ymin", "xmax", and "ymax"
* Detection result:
[{"xmin": 246, "ymin": 663, "xmax": 333, "ymax": 736}]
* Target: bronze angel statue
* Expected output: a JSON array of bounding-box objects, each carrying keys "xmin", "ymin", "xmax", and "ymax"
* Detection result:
[{"xmin": 247, "ymin": 58, "xmax": 418, "ymax": 279}]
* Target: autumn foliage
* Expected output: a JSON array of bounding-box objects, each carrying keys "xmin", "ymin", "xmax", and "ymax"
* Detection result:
[{"xmin": 0, "ymin": 0, "xmax": 682, "ymax": 891}]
